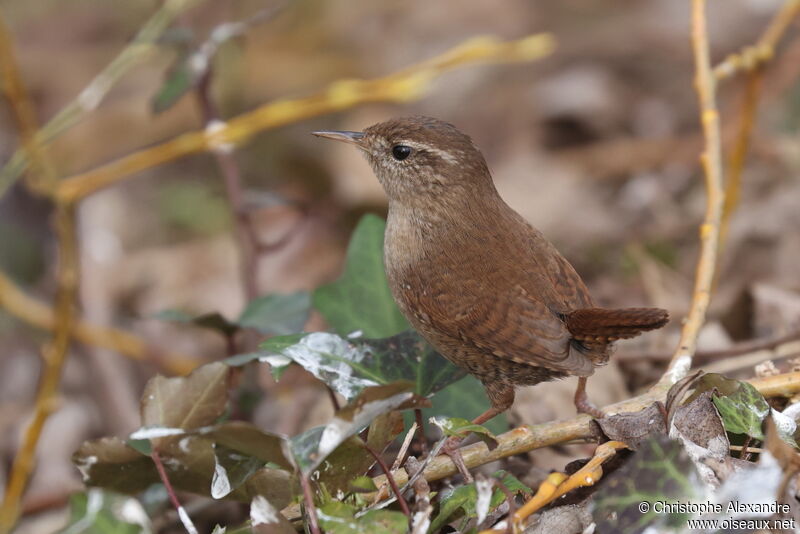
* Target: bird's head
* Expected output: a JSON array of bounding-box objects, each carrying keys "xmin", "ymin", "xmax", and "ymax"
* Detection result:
[{"xmin": 313, "ymin": 116, "xmax": 494, "ymax": 204}]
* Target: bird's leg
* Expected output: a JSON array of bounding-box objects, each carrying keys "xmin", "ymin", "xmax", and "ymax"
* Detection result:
[
  {"xmin": 439, "ymin": 383, "xmax": 514, "ymax": 483},
  {"xmin": 574, "ymin": 376, "xmax": 605, "ymax": 418}
]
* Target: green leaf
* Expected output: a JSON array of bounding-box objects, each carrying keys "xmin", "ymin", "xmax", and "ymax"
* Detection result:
[
  {"xmin": 711, "ymin": 381, "xmax": 770, "ymax": 440},
  {"xmin": 317, "ymin": 501, "xmax": 407, "ymax": 534},
  {"xmin": 593, "ymin": 436, "xmax": 703, "ymax": 533},
  {"xmin": 429, "ymin": 470, "xmax": 531, "ymax": 532},
  {"xmin": 59, "ymin": 490, "xmax": 144, "ymax": 534},
  {"xmin": 155, "ymin": 309, "xmax": 239, "ymax": 338},
  {"xmin": 260, "ymin": 330, "xmax": 465, "ymax": 401},
  {"xmin": 287, "ymin": 383, "xmax": 417, "ymax": 475},
  {"xmin": 152, "ymin": 58, "xmax": 195, "ymax": 114},
  {"xmin": 237, "ymin": 292, "xmax": 311, "ymax": 335},
  {"xmin": 349, "ymin": 475, "xmax": 378, "ymax": 492},
  {"xmin": 421, "ymin": 375, "xmax": 507, "ymax": 435},
  {"xmin": 211, "ymin": 444, "xmax": 264, "ymax": 499},
  {"xmin": 430, "ymin": 416, "xmax": 498, "ymax": 449},
  {"xmin": 313, "ymin": 214, "xmax": 409, "ymax": 338}
]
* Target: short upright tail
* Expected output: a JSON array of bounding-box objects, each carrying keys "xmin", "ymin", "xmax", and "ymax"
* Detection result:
[{"xmin": 565, "ymin": 307, "xmax": 669, "ymax": 343}]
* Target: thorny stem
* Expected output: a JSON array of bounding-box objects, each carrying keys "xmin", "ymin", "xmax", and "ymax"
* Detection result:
[{"xmin": 364, "ymin": 443, "xmax": 411, "ymax": 517}]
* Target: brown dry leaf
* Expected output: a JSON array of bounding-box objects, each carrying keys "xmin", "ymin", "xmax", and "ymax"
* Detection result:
[
  {"xmin": 139, "ymin": 361, "xmax": 230, "ymax": 446},
  {"xmin": 597, "ymin": 402, "xmax": 666, "ymax": 449},
  {"xmin": 669, "ymin": 390, "xmax": 736, "ymax": 488}
]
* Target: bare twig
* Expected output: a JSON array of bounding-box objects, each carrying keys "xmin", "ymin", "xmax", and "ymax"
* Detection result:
[
  {"xmin": 0, "ymin": 13, "xmax": 81, "ymax": 530},
  {"xmin": 363, "ymin": 443, "xmax": 411, "ymax": 517},
  {"xmin": 298, "ymin": 472, "xmax": 321, "ymax": 534},
  {"xmin": 391, "ymin": 422, "xmax": 417, "ymax": 472},
  {"xmin": 54, "ymin": 34, "xmax": 555, "ymax": 203},
  {"xmin": 619, "ymin": 329, "xmax": 800, "ymax": 364},
  {"xmin": 658, "ymin": 0, "xmax": 725, "ymax": 387},
  {"xmin": 195, "ymin": 69, "xmax": 261, "ymax": 301},
  {"xmin": 151, "ymin": 451, "xmax": 198, "ymax": 534},
  {"xmin": 0, "ymin": 0, "xmax": 206, "ymax": 197},
  {"xmin": 718, "ymin": 69, "xmax": 763, "ymax": 258},
  {"xmin": 0, "ymin": 205, "xmax": 79, "ymax": 533},
  {"xmin": 713, "ymin": 0, "xmax": 800, "ymax": 81}
]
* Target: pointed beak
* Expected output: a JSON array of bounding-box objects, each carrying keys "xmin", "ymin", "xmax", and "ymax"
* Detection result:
[{"xmin": 311, "ymin": 130, "xmax": 365, "ymax": 148}]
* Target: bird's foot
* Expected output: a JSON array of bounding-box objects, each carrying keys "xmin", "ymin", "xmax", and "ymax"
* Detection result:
[
  {"xmin": 438, "ymin": 435, "xmax": 474, "ymax": 483},
  {"xmin": 574, "ymin": 377, "xmax": 605, "ymax": 419}
]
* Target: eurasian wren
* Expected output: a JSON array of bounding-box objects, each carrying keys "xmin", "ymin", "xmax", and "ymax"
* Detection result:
[{"xmin": 313, "ymin": 116, "xmax": 668, "ymax": 425}]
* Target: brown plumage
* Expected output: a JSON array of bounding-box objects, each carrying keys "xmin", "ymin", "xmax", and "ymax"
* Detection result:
[{"xmin": 313, "ymin": 116, "xmax": 669, "ymax": 425}]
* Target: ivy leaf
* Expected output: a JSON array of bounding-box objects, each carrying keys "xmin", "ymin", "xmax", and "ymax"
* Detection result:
[
  {"xmin": 711, "ymin": 381, "xmax": 770, "ymax": 440},
  {"xmin": 312, "ymin": 214, "xmax": 409, "ymax": 338},
  {"xmin": 430, "ymin": 416, "xmax": 498, "ymax": 449},
  {"xmin": 593, "ymin": 436, "xmax": 703, "ymax": 533},
  {"xmin": 237, "ymin": 291, "xmax": 311, "ymax": 335},
  {"xmin": 260, "ymin": 330, "xmax": 465, "ymax": 401},
  {"xmin": 285, "ymin": 383, "xmax": 418, "ymax": 475},
  {"xmin": 317, "ymin": 502, "xmax": 407, "ymax": 534}
]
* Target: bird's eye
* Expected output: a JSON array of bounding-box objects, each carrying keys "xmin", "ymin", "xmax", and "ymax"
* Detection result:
[{"xmin": 391, "ymin": 145, "xmax": 412, "ymax": 161}]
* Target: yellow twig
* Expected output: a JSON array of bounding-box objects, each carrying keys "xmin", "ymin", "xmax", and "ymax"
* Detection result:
[
  {"xmin": 713, "ymin": 0, "xmax": 800, "ymax": 81},
  {"xmin": 0, "ymin": 270, "xmax": 198, "ymax": 375},
  {"xmin": 0, "ymin": 0, "xmax": 206, "ymax": 197},
  {"xmin": 330, "ymin": 371, "xmax": 800, "ymax": 523},
  {"xmin": 0, "ymin": 11, "xmax": 57, "ymax": 193},
  {"xmin": 0, "ymin": 205, "xmax": 78, "ymax": 533},
  {"xmin": 54, "ymin": 34, "xmax": 554, "ymax": 203},
  {"xmin": 658, "ymin": 0, "xmax": 725, "ymax": 386},
  {"xmin": 718, "ymin": 69, "xmax": 763, "ymax": 255},
  {"xmin": 504, "ymin": 441, "xmax": 629, "ymax": 532}
]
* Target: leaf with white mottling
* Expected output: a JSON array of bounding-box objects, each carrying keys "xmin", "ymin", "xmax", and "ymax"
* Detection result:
[
  {"xmin": 250, "ymin": 495, "xmax": 295, "ymax": 534},
  {"xmin": 260, "ymin": 330, "xmax": 464, "ymax": 401},
  {"xmin": 286, "ymin": 383, "xmax": 417, "ymax": 474}
]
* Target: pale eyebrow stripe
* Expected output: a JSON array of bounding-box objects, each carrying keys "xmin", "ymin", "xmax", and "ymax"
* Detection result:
[{"xmin": 399, "ymin": 140, "xmax": 460, "ymax": 164}]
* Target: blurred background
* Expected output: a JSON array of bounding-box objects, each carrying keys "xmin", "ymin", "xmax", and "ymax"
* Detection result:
[{"xmin": 1, "ymin": 0, "xmax": 799, "ymax": 531}]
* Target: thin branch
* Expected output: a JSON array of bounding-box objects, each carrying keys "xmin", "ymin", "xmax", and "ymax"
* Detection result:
[
  {"xmin": 298, "ymin": 472, "xmax": 321, "ymax": 534},
  {"xmin": 363, "ymin": 370, "xmax": 800, "ymax": 502},
  {"xmin": 713, "ymin": 0, "xmax": 800, "ymax": 81},
  {"xmin": 658, "ymin": 0, "xmax": 725, "ymax": 387},
  {"xmin": 196, "ymin": 69, "xmax": 261, "ymax": 301},
  {"xmin": 0, "ymin": 205, "xmax": 79, "ymax": 533},
  {"xmin": 718, "ymin": 69, "xmax": 763, "ymax": 256},
  {"xmin": 54, "ymin": 34, "xmax": 555, "ymax": 203},
  {"xmin": 363, "ymin": 443, "xmax": 411, "ymax": 517},
  {"xmin": 618, "ymin": 329, "xmax": 800, "ymax": 364},
  {"xmin": 151, "ymin": 451, "xmax": 199, "ymax": 534},
  {"xmin": 0, "ymin": 0, "xmax": 206, "ymax": 197},
  {"xmin": 0, "ymin": 269, "xmax": 198, "ymax": 375},
  {"xmin": 0, "ymin": 13, "xmax": 57, "ymax": 192}
]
